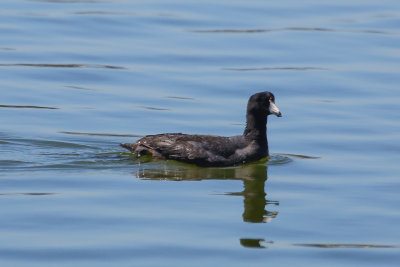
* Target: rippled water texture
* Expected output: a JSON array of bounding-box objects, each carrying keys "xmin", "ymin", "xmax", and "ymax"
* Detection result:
[{"xmin": 1, "ymin": 0, "xmax": 400, "ymax": 266}]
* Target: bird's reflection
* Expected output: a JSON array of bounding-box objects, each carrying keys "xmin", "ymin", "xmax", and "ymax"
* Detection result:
[
  {"xmin": 134, "ymin": 161, "xmax": 278, "ymax": 224},
  {"xmin": 240, "ymin": 238, "xmax": 273, "ymax": 249}
]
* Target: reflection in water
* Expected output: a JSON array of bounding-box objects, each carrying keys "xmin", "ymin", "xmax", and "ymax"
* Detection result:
[
  {"xmin": 240, "ymin": 238, "xmax": 273, "ymax": 249},
  {"xmin": 240, "ymin": 175, "xmax": 278, "ymax": 223},
  {"xmin": 135, "ymin": 162, "xmax": 278, "ymax": 224}
]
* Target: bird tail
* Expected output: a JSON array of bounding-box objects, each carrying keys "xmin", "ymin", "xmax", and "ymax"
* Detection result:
[{"xmin": 120, "ymin": 143, "xmax": 137, "ymax": 152}]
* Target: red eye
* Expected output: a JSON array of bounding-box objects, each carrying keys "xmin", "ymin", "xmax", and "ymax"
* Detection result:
[{"xmin": 269, "ymin": 96, "xmax": 273, "ymax": 101}]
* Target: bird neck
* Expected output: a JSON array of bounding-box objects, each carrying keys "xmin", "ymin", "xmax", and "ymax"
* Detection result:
[{"xmin": 243, "ymin": 112, "xmax": 268, "ymax": 147}]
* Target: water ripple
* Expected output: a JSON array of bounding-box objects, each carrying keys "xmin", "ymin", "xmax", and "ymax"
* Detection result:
[
  {"xmin": 0, "ymin": 63, "xmax": 126, "ymax": 70},
  {"xmin": 279, "ymin": 153, "xmax": 321, "ymax": 159},
  {"xmin": 0, "ymin": 105, "xmax": 58, "ymax": 110},
  {"xmin": 267, "ymin": 154, "xmax": 293, "ymax": 165},
  {"xmin": 222, "ymin": 66, "xmax": 329, "ymax": 72},
  {"xmin": 164, "ymin": 96, "xmax": 196, "ymax": 101},
  {"xmin": 190, "ymin": 27, "xmax": 395, "ymax": 35},
  {"xmin": 136, "ymin": 106, "xmax": 171, "ymax": 111},
  {"xmin": 30, "ymin": 0, "xmax": 102, "ymax": 3},
  {"xmin": 63, "ymin": 85, "xmax": 98, "ymax": 91},
  {"xmin": 59, "ymin": 131, "xmax": 142, "ymax": 138},
  {"xmin": 73, "ymin": 11, "xmax": 134, "ymax": 16},
  {"xmin": 0, "ymin": 192, "xmax": 55, "ymax": 197},
  {"xmin": 294, "ymin": 243, "xmax": 398, "ymax": 249}
]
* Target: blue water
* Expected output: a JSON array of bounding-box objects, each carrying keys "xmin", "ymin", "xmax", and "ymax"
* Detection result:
[{"xmin": 1, "ymin": 0, "xmax": 400, "ymax": 266}]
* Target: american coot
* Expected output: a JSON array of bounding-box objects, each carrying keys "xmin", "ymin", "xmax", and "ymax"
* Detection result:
[{"xmin": 120, "ymin": 91, "xmax": 282, "ymax": 167}]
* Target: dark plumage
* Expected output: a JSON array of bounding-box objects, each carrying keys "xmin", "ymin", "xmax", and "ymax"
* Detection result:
[{"xmin": 120, "ymin": 91, "xmax": 282, "ymax": 166}]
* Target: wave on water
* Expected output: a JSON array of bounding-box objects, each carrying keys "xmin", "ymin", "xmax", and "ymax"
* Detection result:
[
  {"xmin": 293, "ymin": 243, "xmax": 398, "ymax": 249},
  {"xmin": 222, "ymin": 66, "xmax": 330, "ymax": 71},
  {"xmin": 0, "ymin": 63, "xmax": 126, "ymax": 69},
  {"xmin": 0, "ymin": 133, "xmax": 133, "ymax": 172},
  {"xmin": 190, "ymin": 27, "xmax": 395, "ymax": 35},
  {"xmin": 59, "ymin": 131, "xmax": 142, "ymax": 138},
  {"xmin": 0, "ymin": 105, "xmax": 58, "ymax": 109}
]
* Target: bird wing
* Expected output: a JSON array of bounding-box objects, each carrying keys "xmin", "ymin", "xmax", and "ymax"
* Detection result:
[{"xmin": 139, "ymin": 134, "xmax": 247, "ymax": 166}]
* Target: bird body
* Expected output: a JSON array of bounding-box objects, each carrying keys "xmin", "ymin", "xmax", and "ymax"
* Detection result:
[
  {"xmin": 121, "ymin": 91, "xmax": 281, "ymax": 167},
  {"xmin": 121, "ymin": 133, "xmax": 262, "ymax": 166}
]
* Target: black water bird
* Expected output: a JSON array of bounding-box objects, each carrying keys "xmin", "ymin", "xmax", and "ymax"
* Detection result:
[{"xmin": 120, "ymin": 91, "xmax": 282, "ymax": 166}]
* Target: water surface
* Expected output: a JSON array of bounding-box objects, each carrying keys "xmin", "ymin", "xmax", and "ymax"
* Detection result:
[{"xmin": 1, "ymin": 0, "xmax": 400, "ymax": 266}]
